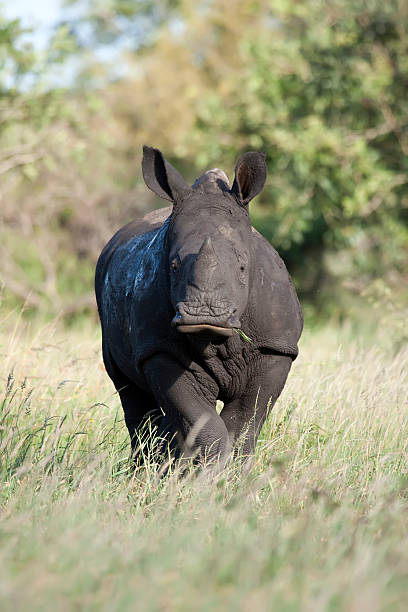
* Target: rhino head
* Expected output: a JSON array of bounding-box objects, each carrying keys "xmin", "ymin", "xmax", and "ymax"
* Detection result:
[{"xmin": 142, "ymin": 146, "xmax": 267, "ymax": 337}]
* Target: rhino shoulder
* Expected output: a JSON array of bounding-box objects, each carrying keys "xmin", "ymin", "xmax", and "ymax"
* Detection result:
[
  {"xmin": 247, "ymin": 227, "xmax": 303, "ymax": 358},
  {"xmin": 101, "ymin": 206, "xmax": 171, "ymax": 263},
  {"xmin": 96, "ymin": 206, "xmax": 172, "ymax": 291}
]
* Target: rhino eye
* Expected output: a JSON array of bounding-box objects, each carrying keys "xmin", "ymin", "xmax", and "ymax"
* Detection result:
[{"xmin": 236, "ymin": 254, "xmax": 248, "ymax": 282}]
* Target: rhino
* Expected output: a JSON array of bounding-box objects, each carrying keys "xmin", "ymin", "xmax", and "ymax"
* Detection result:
[{"xmin": 95, "ymin": 146, "xmax": 303, "ymax": 468}]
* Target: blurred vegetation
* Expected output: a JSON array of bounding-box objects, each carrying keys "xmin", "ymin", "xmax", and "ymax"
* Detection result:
[{"xmin": 0, "ymin": 0, "xmax": 407, "ymax": 323}]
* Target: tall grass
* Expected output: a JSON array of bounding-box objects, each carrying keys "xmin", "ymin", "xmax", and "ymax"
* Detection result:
[{"xmin": 0, "ymin": 314, "xmax": 407, "ymax": 611}]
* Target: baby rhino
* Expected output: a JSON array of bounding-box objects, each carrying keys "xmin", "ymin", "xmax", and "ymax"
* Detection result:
[{"xmin": 95, "ymin": 146, "xmax": 303, "ymax": 468}]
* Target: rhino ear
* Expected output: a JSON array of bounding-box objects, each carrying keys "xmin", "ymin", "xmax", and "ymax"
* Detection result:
[
  {"xmin": 142, "ymin": 146, "xmax": 190, "ymax": 202},
  {"xmin": 231, "ymin": 152, "xmax": 267, "ymax": 205}
]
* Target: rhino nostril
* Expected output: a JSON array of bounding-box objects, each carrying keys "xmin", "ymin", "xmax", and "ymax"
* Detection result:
[{"xmin": 227, "ymin": 312, "xmax": 241, "ymax": 327}]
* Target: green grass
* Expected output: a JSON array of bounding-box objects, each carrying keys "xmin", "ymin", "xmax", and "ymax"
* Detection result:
[{"xmin": 0, "ymin": 313, "xmax": 407, "ymax": 611}]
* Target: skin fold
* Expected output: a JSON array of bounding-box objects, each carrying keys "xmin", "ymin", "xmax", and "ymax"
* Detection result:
[{"xmin": 95, "ymin": 146, "xmax": 303, "ymax": 469}]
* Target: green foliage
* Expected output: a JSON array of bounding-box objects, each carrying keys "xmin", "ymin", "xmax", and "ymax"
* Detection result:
[
  {"xmin": 181, "ymin": 0, "xmax": 408, "ymax": 299},
  {"xmin": 0, "ymin": 12, "xmax": 130, "ymax": 319},
  {"xmin": 66, "ymin": 0, "xmax": 182, "ymax": 48},
  {"xmin": 0, "ymin": 1, "xmax": 407, "ymax": 320},
  {"xmin": 68, "ymin": 0, "xmax": 407, "ymax": 309}
]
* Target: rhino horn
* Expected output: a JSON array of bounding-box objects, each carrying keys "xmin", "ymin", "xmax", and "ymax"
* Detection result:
[{"xmin": 194, "ymin": 237, "xmax": 218, "ymax": 288}]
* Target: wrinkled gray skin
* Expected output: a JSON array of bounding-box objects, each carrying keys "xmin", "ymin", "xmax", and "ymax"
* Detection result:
[{"xmin": 95, "ymin": 146, "xmax": 303, "ymax": 469}]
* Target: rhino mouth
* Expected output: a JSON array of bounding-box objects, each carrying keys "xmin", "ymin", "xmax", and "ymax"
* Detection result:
[
  {"xmin": 172, "ymin": 303, "xmax": 241, "ymax": 337},
  {"xmin": 176, "ymin": 323, "xmax": 234, "ymax": 337}
]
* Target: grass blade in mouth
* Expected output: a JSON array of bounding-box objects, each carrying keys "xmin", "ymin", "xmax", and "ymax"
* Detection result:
[{"xmin": 234, "ymin": 328, "xmax": 253, "ymax": 343}]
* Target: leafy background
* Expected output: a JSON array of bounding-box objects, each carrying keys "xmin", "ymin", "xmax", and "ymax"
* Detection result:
[{"xmin": 1, "ymin": 0, "xmax": 407, "ymax": 327}]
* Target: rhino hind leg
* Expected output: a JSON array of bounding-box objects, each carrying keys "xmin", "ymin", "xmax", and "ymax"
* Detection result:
[
  {"xmin": 117, "ymin": 382, "xmax": 162, "ymax": 458},
  {"xmin": 102, "ymin": 347, "xmax": 161, "ymax": 460},
  {"xmin": 220, "ymin": 353, "xmax": 293, "ymax": 458}
]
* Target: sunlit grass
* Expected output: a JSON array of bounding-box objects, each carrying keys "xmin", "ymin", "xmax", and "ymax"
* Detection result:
[{"xmin": 1, "ymin": 313, "xmax": 407, "ymax": 611}]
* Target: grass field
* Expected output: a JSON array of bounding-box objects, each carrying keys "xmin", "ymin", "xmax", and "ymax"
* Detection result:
[{"xmin": 1, "ymin": 313, "xmax": 407, "ymax": 611}]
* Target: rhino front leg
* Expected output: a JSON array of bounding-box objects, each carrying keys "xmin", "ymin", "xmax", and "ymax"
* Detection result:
[
  {"xmin": 143, "ymin": 353, "xmax": 231, "ymax": 468},
  {"xmin": 220, "ymin": 353, "xmax": 293, "ymax": 458}
]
